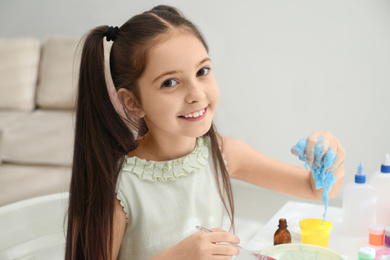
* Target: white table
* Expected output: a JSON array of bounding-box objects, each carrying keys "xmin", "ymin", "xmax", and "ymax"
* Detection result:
[{"xmin": 244, "ymin": 201, "xmax": 386, "ymax": 259}]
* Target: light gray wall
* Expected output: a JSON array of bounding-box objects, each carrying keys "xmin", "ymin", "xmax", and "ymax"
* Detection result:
[{"xmin": 1, "ymin": 0, "xmax": 390, "ymax": 200}]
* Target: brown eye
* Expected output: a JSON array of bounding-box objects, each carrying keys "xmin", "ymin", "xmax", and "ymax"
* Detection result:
[
  {"xmin": 196, "ymin": 67, "xmax": 210, "ymax": 77},
  {"xmin": 161, "ymin": 79, "xmax": 178, "ymax": 88}
]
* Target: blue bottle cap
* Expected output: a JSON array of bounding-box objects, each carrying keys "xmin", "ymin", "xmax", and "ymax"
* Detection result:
[
  {"xmin": 381, "ymin": 153, "xmax": 390, "ymax": 173},
  {"xmin": 355, "ymin": 162, "xmax": 366, "ymax": 184},
  {"xmin": 382, "ymin": 165, "xmax": 390, "ymax": 173}
]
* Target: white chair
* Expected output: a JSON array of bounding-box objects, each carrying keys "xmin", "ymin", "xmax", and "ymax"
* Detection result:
[{"xmin": 0, "ymin": 192, "xmax": 68, "ymax": 259}]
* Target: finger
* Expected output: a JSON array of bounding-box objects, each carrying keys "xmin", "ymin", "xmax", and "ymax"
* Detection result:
[
  {"xmin": 305, "ymin": 133, "xmax": 321, "ymax": 165},
  {"xmin": 209, "ymin": 232, "xmax": 240, "ymax": 245},
  {"xmin": 291, "ymin": 138, "xmax": 307, "ymax": 161},
  {"xmin": 212, "ymin": 255, "xmax": 237, "ymax": 260},
  {"xmin": 325, "ymin": 136, "xmax": 342, "ymax": 171},
  {"xmin": 210, "ymin": 227, "xmax": 226, "ymax": 233},
  {"xmin": 323, "ymin": 144, "xmax": 336, "ymax": 170},
  {"xmin": 211, "ymin": 244, "xmax": 240, "ymax": 257},
  {"xmin": 313, "ymin": 135, "xmax": 327, "ymax": 168},
  {"xmin": 328, "ymin": 143, "xmax": 345, "ymax": 172}
]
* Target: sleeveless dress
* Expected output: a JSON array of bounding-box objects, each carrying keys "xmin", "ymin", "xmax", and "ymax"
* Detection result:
[{"xmin": 116, "ymin": 136, "xmax": 225, "ymax": 260}]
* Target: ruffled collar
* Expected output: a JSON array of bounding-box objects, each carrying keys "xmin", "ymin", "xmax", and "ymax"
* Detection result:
[{"xmin": 122, "ymin": 137, "xmax": 209, "ymax": 181}]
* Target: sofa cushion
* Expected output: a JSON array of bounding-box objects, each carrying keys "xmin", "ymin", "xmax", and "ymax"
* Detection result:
[
  {"xmin": 0, "ymin": 109, "xmax": 74, "ymax": 166},
  {"xmin": 36, "ymin": 36, "xmax": 81, "ymax": 109},
  {"xmin": 0, "ymin": 111, "xmax": 29, "ymax": 129},
  {"xmin": 0, "ymin": 164, "xmax": 71, "ymax": 206},
  {"xmin": 0, "ymin": 38, "xmax": 40, "ymax": 111},
  {"xmin": 0, "ymin": 111, "xmax": 30, "ymax": 164}
]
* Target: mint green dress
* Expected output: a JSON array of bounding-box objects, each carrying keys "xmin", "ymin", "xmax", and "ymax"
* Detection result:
[{"xmin": 116, "ymin": 136, "xmax": 225, "ymax": 260}]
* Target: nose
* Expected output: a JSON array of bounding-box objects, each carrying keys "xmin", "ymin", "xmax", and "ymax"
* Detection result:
[{"xmin": 185, "ymin": 80, "xmax": 206, "ymax": 104}]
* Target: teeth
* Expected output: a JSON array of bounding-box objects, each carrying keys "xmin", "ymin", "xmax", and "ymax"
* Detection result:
[{"xmin": 184, "ymin": 108, "xmax": 205, "ymax": 118}]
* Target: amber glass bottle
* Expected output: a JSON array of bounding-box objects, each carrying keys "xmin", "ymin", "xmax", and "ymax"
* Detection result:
[{"xmin": 274, "ymin": 218, "xmax": 291, "ymax": 245}]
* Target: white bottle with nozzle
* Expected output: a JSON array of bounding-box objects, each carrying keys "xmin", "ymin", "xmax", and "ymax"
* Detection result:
[
  {"xmin": 369, "ymin": 153, "xmax": 390, "ymax": 226},
  {"xmin": 342, "ymin": 162, "xmax": 377, "ymax": 236}
]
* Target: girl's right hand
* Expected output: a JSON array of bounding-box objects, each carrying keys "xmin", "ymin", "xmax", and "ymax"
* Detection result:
[
  {"xmin": 178, "ymin": 227, "xmax": 240, "ymax": 259},
  {"xmin": 152, "ymin": 228, "xmax": 240, "ymax": 260}
]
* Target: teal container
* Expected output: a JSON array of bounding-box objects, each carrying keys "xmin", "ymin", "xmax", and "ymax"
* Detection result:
[{"xmin": 358, "ymin": 247, "xmax": 375, "ymax": 260}]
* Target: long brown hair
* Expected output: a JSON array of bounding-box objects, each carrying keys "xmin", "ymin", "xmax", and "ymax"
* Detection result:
[{"xmin": 65, "ymin": 5, "xmax": 234, "ymax": 259}]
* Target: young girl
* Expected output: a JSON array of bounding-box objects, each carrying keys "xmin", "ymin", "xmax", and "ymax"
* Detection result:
[{"xmin": 65, "ymin": 5, "xmax": 345, "ymax": 260}]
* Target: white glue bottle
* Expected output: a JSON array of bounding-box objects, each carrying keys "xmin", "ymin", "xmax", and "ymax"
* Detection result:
[
  {"xmin": 369, "ymin": 153, "xmax": 390, "ymax": 226},
  {"xmin": 342, "ymin": 162, "xmax": 377, "ymax": 236}
]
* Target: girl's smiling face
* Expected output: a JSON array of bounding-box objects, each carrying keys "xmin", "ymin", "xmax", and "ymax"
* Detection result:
[{"xmin": 136, "ymin": 32, "xmax": 220, "ymax": 141}]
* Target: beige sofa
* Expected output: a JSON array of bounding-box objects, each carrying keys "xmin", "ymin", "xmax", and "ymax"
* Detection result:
[{"xmin": 0, "ymin": 36, "xmax": 81, "ymax": 206}]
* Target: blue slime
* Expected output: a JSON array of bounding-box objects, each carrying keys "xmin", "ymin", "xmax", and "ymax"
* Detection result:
[{"xmin": 291, "ymin": 136, "xmax": 337, "ymax": 224}]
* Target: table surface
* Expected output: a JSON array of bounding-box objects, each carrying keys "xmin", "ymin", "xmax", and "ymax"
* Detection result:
[{"xmin": 244, "ymin": 201, "xmax": 387, "ymax": 259}]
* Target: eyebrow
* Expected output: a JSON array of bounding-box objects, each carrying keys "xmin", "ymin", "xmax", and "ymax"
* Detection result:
[{"xmin": 152, "ymin": 57, "xmax": 211, "ymax": 84}]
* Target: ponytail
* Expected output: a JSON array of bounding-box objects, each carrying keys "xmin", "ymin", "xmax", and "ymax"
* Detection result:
[{"xmin": 65, "ymin": 26, "xmax": 136, "ymax": 260}]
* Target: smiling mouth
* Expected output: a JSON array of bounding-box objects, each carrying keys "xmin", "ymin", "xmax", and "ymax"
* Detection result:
[{"xmin": 179, "ymin": 108, "xmax": 207, "ymax": 119}]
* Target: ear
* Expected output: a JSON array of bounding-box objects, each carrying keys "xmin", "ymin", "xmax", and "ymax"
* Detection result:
[{"xmin": 117, "ymin": 88, "xmax": 145, "ymax": 118}]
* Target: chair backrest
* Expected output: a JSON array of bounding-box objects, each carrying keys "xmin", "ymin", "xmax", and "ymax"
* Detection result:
[{"xmin": 0, "ymin": 192, "xmax": 69, "ymax": 259}]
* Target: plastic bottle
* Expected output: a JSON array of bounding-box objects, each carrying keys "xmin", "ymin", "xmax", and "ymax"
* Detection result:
[
  {"xmin": 369, "ymin": 153, "xmax": 390, "ymax": 226},
  {"xmin": 274, "ymin": 218, "xmax": 291, "ymax": 245},
  {"xmin": 342, "ymin": 163, "xmax": 377, "ymax": 236}
]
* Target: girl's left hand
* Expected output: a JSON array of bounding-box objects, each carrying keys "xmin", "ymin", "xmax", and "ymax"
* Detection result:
[{"xmin": 304, "ymin": 131, "xmax": 345, "ymax": 172}]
